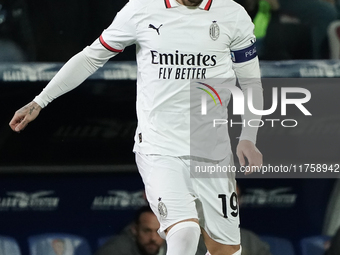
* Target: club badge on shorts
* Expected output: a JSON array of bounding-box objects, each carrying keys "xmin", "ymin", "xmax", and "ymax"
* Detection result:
[
  {"xmin": 210, "ymin": 21, "xmax": 219, "ymax": 41},
  {"xmin": 158, "ymin": 197, "xmax": 168, "ymax": 218}
]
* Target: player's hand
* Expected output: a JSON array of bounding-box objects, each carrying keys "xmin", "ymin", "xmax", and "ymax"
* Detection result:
[
  {"xmin": 236, "ymin": 140, "xmax": 262, "ymax": 175},
  {"xmin": 9, "ymin": 101, "xmax": 42, "ymax": 132}
]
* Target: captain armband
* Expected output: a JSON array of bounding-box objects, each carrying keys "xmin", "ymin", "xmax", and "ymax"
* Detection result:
[{"xmin": 231, "ymin": 43, "xmax": 257, "ymax": 63}]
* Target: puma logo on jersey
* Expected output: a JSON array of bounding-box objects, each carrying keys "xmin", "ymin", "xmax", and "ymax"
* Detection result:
[{"xmin": 149, "ymin": 24, "xmax": 163, "ymax": 35}]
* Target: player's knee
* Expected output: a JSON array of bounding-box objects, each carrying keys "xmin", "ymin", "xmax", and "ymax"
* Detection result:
[
  {"xmin": 165, "ymin": 218, "xmax": 199, "ymax": 234},
  {"xmin": 166, "ymin": 221, "xmax": 200, "ymax": 239}
]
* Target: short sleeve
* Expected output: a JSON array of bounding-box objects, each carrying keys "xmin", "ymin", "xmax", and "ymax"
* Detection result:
[
  {"xmin": 99, "ymin": 0, "xmax": 137, "ymax": 52},
  {"xmin": 230, "ymin": 7, "xmax": 257, "ymax": 63}
]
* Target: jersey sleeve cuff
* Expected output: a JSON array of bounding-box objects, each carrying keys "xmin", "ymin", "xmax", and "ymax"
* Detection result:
[
  {"xmin": 33, "ymin": 96, "xmax": 48, "ymax": 108},
  {"xmin": 239, "ymin": 135, "xmax": 256, "ymax": 145}
]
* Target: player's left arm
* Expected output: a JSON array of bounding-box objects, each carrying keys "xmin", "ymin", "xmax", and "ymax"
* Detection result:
[
  {"xmin": 233, "ymin": 58, "xmax": 263, "ymax": 173},
  {"xmin": 230, "ymin": 6, "xmax": 263, "ymax": 173}
]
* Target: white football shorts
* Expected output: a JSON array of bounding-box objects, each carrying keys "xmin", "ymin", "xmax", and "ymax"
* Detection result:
[{"xmin": 135, "ymin": 152, "xmax": 240, "ymax": 245}]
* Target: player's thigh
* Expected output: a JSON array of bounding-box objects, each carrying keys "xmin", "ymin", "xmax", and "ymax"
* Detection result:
[
  {"xmin": 192, "ymin": 155, "xmax": 240, "ymax": 246},
  {"xmin": 135, "ymin": 152, "xmax": 198, "ymax": 238}
]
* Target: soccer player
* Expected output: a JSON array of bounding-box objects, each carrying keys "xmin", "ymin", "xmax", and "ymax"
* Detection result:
[{"xmin": 9, "ymin": 0, "xmax": 263, "ymax": 254}]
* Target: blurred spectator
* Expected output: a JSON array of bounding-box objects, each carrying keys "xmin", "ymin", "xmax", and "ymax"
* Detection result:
[
  {"xmin": 238, "ymin": 0, "xmax": 338, "ymax": 59},
  {"xmin": 240, "ymin": 229, "xmax": 272, "ymax": 255},
  {"xmin": 325, "ymin": 226, "xmax": 340, "ymax": 255},
  {"xmin": 237, "ymin": 0, "xmax": 313, "ymax": 60},
  {"xmin": 95, "ymin": 205, "xmax": 166, "ymax": 255},
  {"xmin": 235, "ymin": 0, "xmax": 280, "ymax": 58},
  {"xmin": 0, "ymin": 0, "xmax": 36, "ymax": 61},
  {"xmin": 276, "ymin": 0, "xmax": 338, "ymax": 59},
  {"xmin": 327, "ymin": 19, "xmax": 340, "ymax": 59}
]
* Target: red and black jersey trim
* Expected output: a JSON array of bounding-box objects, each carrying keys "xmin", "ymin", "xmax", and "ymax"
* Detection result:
[
  {"xmin": 204, "ymin": 0, "xmax": 213, "ymax": 10},
  {"xmin": 99, "ymin": 35, "xmax": 123, "ymax": 53},
  {"xmin": 164, "ymin": 0, "xmax": 171, "ymax": 8}
]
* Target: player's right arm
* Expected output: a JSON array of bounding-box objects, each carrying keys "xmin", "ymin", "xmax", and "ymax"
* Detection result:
[
  {"xmin": 9, "ymin": 0, "xmax": 137, "ymax": 133},
  {"xmin": 8, "ymin": 42, "xmax": 116, "ymax": 132}
]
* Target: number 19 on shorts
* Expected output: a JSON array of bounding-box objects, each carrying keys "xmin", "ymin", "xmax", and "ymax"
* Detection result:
[{"xmin": 218, "ymin": 192, "xmax": 238, "ymax": 218}]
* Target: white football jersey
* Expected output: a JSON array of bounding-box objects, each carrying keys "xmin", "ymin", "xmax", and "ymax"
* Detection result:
[
  {"xmin": 34, "ymin": 0, "xmax": 259, "ymax": 160},
  {"xmin": 99, "ymin": 0, "xmax": 256, "ymax": 158}
]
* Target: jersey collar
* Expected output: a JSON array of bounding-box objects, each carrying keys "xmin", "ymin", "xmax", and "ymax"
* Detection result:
[{"xmin": 165, "ymin": 0, "xmax": 213, "ymax": 10}]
